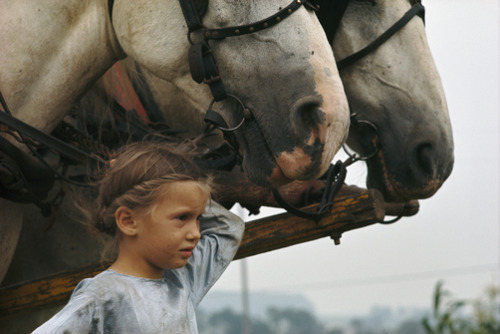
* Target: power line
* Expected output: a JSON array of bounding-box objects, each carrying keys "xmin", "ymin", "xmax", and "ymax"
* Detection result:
[{"xmin": 262, "ymin": 263, "xmax": 499, "ymax": 291}]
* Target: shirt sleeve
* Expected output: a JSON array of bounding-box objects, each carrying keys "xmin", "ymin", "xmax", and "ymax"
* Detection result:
[
  {"xmin": 32, "ymin": 279, "xmax": 138, "ymax": 334},
  {"xmin": 31, "ymin": 283, "xmax": 96, "ymax": 334},
  {"xmin": 167, "ymin": 200, "xmax": 245, "ymax": 305}
]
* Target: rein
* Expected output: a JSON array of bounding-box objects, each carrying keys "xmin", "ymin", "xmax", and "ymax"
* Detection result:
[{"xmin": 0, "ymin": 93, "xmax": 103, "ymax": 168}]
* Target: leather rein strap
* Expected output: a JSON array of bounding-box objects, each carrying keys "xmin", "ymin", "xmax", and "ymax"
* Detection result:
[
  {"xmin": 0, "ymin": 92, "xmax": 102, "ymax": 167},
  {"xmin": 334, "ymin": 0, "xmax": 425, "ymax": 70}
]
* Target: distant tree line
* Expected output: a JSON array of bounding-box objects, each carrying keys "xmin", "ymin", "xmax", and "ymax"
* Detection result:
[
  {"xmin": 197, "ymin": 307, "xmax": 325, "ymax": 334},
  {"xmin": 196, "ymin": 282, "xmax": 499, "ymax": 334}
]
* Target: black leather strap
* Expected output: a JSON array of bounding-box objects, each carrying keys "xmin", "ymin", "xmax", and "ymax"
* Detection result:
[
  {"xmin": 0, "ymin": 109, "xmax": 102, "ymax": 166},
  {"xmin": 188, "ymin": 42, "xmax": 227, "ymax": 101},
  {"xmin": 204, "ymin": 0, "xmax": 308, "ymax": 40},
  {"xmin": 337, "ymin": 3, "xmax": 425, "ymax": 70},
  {"xmin": 178, "ymin": 0, "xmax": 204, "ymax": 31},
  {"xmin": 272, "ymin": 161, "xmax": 347, "ymax": 222}
]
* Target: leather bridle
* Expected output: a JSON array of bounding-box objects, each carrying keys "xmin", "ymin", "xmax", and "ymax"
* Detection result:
[
  {"xmin": 0, "ymin": 0, "xmax": 426, "ymax": 221},
  {"xmin": 316, "ymin": 0, "xmax": 425, "ymax": 70},
  {"xmin": 273, "ymin": 0, "xmax": 426, "ymax": 223},
  {"xmin": 178, "ymin": 0, "xmax": 320, "ymax": 132}
]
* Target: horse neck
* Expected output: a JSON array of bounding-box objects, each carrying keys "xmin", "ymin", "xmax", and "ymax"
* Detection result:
[{"xmin": 0, "ymin": 0, "xmax": 124, "ymax": 133}]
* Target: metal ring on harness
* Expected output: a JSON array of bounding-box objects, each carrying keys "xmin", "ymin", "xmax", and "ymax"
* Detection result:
[
  {"xmin": 204, "ymin": 94, "xmax": 252, "ymax": 132},
  {"xmin": 342, "ymin": 117, "xmax": 380, "ymax": 166}
]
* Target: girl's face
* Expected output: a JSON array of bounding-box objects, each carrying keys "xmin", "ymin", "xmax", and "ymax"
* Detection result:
[{"xmin": 133, "ymin": 181, "xmax": 208, "ymax": 276}]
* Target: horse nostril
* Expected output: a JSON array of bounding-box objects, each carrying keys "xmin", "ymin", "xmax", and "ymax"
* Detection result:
[
  {"xmin": 292, "ymin": 98, "xmax": 325, "ymax": 132},
  {"xmin": 414, "ymin": 143, "xmax": 436, "ymax": 179}
]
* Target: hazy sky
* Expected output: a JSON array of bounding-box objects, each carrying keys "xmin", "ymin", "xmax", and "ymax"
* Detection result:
[{"xmin": 201, "ymin": 0, "xmax": 500, "ymax": 316}]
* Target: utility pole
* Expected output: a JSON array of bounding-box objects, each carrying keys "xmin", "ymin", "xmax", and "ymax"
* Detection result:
[
  {"xmin": 241, "ymin": 258, "xmax": 250, "ymax": 334},
  {"xmin": 238, "ymin": 205, "xmax": 251, "ymax": 334}
]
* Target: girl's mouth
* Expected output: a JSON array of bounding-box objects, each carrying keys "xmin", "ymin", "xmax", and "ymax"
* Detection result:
[{"xmin": 180, "ymin": 248, "xmax": 194, "ymax": 258}]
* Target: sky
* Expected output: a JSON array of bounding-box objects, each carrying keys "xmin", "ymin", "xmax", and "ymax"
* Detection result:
[{"xmin": 201, "ymin": 0, "xmax": 500, "ymax": 317}]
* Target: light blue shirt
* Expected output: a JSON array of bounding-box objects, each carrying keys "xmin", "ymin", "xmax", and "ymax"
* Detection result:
[{"xmin": 32, "ymin": 202, "xmax": 244, "ymax": 334}]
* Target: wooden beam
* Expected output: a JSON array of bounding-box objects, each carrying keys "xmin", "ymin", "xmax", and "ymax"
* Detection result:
[
  {"xmin": 234, "ymin": 188, "xmax": 385, "ymax": 259},
  {"xmin": 0, "ymin": 187, "xmax": 417, "ymax": 318}
]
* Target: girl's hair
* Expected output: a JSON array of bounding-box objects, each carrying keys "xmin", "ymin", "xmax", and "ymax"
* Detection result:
[{"xmin": 92, "ymin": 140, "xmax": 213, "ymax": 236}]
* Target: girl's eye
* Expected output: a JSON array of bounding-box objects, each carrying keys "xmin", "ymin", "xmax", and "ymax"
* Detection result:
[{"xmin": 177, "ymin": 214, "xmax": 189, "ymax": 221}]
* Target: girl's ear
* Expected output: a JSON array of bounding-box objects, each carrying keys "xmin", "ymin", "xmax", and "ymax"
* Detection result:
[{"xmin": 115, "ymin": 206, "xmax": 138, "ymax": 236}]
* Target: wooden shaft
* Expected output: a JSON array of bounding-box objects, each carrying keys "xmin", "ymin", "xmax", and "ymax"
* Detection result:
[{"xmin": 0, "ymin": 187, "xmax": 387, "ymax": 318}]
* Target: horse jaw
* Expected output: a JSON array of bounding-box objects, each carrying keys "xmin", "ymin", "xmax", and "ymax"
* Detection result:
[
  {"xmin": 115, "ymin": 0, "xmax": 349, "ymax": 187},
  {"xmin": 333, "ymin": 0, "xmax": 454, "ymax": 202}
]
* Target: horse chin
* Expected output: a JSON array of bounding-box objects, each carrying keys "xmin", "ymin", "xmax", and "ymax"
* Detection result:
[
  {"xmin": 365, "ymin": 150, "xmax": 450, "ymax": 203},
  {"xmin": 367, "ymin": 173, "xmax": 442, "ymax": 203},
  {"xmin": 267, "ymin": 166, "xmax": 293, "ymax": 187},
  {"xmin": 237, "ymin": 122, "xmax": 330, "ymax": 188}
]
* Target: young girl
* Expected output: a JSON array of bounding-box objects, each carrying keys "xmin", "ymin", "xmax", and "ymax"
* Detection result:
[{"xmin": 32, "ymin": 141, "xmax": 245, "ymax": 333}]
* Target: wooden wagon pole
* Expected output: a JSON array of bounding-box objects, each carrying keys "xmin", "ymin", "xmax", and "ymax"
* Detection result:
[{"xmin": 0, "ymin": 181, "xmax": 418, "ymax": 318}]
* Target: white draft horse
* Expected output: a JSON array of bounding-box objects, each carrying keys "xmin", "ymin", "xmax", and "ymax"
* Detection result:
[
  {"xmin": 0, "ymin": 0, "xmax": 455, "ymax": 331},
  {"xmin": 327, "ymin": 0, "xmax": 454, "ymax": 202},
  {"xmin": 111, "ymin": 0, "xmax": 454, "ymax": 203},
  {"xmin": 0, "ymin": 0, "xmax": 348, "ymax": 287}
]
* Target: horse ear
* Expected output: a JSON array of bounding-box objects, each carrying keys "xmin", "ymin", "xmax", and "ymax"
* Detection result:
[{"xmin": 115, "ymin": 206, "xmax": 138, "ymax": 236}]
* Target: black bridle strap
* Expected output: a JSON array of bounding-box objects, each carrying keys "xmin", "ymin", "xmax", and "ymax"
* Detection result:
[
  {"xmin": 272, "ymin": 160, "xmax": 347, "ymax": 223},
  {"xmin": 0, "ymin": 111, "xmax": 103, "ymax": 166},
  {"xmin": 0, "ymin": 93, "xmax": 102, "ymax": 166},
  {"xmin": 178, "ymin": 0, "xmax": 318, "ymax": 109},
  {"xmin": 337, "ymin": 2, "xmax": 425, "ymax": 70},
  {"xmin": 204, "ymin": 0, "xmax": 312, "ymax": 40},
  {"xmin": 178, "ymin": 0, "xmax": 204, "ymax": 32}
]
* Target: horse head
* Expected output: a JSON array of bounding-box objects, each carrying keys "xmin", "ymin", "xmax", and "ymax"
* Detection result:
[
  {"xmin": 111, "ymin": 0, "xmax": 349, "ymax": 187},
  {"xmin": 0, "ymin": 0, "xmax": 348, "ymax": 284},
  {"xmin": 330, "ymin": 0, "xmax": 454, "ymax": 202}
]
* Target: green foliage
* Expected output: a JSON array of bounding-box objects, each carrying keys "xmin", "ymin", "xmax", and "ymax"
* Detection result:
[
  {"xmin": 469, "ymin": 284, "xmax": 500, "ymax": 334},
  {"xmin": 422, "ymin": 281, "xmax": 500, "ymax": 334}
]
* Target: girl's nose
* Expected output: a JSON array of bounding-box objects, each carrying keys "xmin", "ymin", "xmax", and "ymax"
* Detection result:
[{"xmin": 186, "ymin": 220, "xmax": 201, "ymax": 241}]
